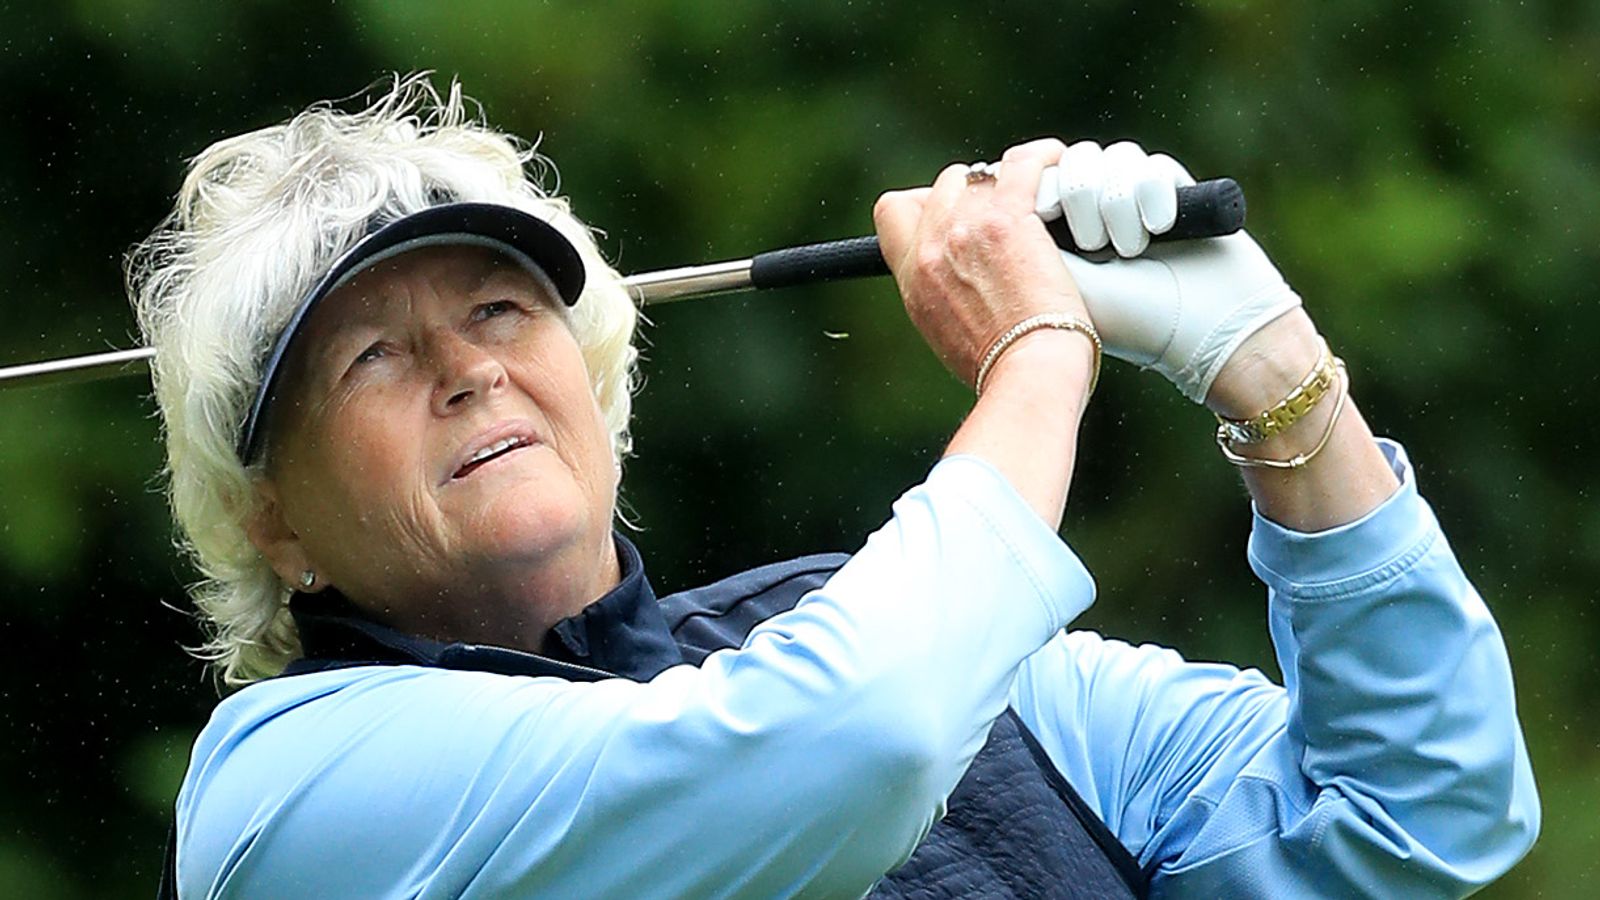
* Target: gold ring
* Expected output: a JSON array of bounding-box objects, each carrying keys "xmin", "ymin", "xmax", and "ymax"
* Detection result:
[{"xmin": 965, "ymin": 160, "xmax": 999, "ymax": 184}]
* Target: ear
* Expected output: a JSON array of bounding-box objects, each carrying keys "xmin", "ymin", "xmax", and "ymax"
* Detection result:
[{"xmin": 245, "ymin": 478, "xmax": 323, "ymax": 593}]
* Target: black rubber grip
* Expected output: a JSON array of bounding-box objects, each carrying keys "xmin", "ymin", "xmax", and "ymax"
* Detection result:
[
  {"xmin": 749, "ymin": 235, "xmax": 888, "ymax": 290},
  {"xmin": 1167, "ymin": 177, "xmax": 1245, "ymax": 241},
  {"xmin": 748, "ymin": 177, "xmax": 1245, "ymax": 291}
]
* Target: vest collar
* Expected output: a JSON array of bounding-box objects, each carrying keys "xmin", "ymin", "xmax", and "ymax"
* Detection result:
[{"xmin": 285, "ymin": 533, "xmax": 683, "ymax": 682}]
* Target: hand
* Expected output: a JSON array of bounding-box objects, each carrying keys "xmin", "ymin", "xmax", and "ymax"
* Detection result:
[
  {"xmin": 873, "ymin": 139, "xmax": 1094, "ymax": 393},
  {"xmin": 1035, "ymin": 139, "xmax": 1194, "ymax": 258},
  {"xmin": 1040, "ymin": 140, "xmax": 1304, "ymax": 407}
]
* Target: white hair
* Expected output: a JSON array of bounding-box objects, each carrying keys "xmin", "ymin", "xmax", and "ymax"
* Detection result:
[{"xmin": 126, "ymin": 75, "xmax": 640, "ymax": 687}]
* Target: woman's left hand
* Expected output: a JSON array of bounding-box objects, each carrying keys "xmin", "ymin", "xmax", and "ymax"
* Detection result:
[
  {"xmin": 1041, "ymin": 140, "xmax": 1310, "ymax": 414},
  {"xmin": 1047, "ymin": 141, "xmax": 1401, "ymax": 531}
]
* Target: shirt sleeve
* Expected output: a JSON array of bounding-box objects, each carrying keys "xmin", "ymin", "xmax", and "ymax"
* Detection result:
[
  {"xmin": 1009, "ymin": 439, "xmax": 1540, "ymax": 899},
  {"xmin": 178, "ymin": 454, "xmax": 1097, "ymax": 900}
]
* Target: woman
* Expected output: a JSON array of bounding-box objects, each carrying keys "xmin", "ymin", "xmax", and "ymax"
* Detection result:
[{"xmin": 139, "ymin": 79, "xmax": 1537, "ymax": 898}]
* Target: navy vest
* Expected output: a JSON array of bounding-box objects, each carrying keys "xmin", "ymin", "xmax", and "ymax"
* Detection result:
[{"xmin": 160, "ymin": 536, "xmax": 1146, "ymax": 899}]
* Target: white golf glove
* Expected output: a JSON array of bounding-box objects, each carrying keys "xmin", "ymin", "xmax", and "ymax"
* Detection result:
[{"xmin": 1032, "ymin": 140, "xmax": 1303, "ymax": 405}]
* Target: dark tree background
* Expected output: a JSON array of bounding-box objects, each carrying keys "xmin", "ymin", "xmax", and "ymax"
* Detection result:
[{"xmin": 1, "ymin": 1, "xmax": 1593, "ymax": 895}]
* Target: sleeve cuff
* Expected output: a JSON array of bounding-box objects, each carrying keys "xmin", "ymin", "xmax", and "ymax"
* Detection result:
[
  {"xmin": 931, "ymin": 454, "xmax": 1098, "ymax": 629},
  {"xmin": 1246, "ymin": 438, "xmax": 1439, "ymax": 600}
]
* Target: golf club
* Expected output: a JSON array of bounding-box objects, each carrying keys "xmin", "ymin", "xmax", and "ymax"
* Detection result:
[{"xmin": 0, "ymin": 177, "xmax": 1243, "ymax": 391}]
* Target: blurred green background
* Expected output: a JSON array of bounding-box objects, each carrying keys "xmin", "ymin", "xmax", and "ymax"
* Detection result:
[{"xmin": 1, "ymin": 0, "xmax": 1594, "ymax": 895}]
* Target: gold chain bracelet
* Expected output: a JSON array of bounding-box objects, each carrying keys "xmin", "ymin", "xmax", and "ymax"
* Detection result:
[
  {"xmin": 1214, "ymin": 338, "xmax": 1338, "ymax": 445},
  {"xmin": 1216, "ymin": 360, "xmax": 1349, "ymax": 469},
  {"xmin": 974, "ymin": 313, "xmax": 1102, "ymax": 397}
]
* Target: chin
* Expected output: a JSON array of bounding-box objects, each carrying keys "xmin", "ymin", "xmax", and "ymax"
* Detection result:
[{"xmin": 458, "ymin": 474, "xmax": 603, "ymax": 565}]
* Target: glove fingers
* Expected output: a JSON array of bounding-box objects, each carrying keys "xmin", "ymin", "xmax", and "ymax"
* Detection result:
[
  {"xmin": 1057, "ymin": 141, "xmax": 1110, "ymax": 252},
  {"xmin": 1100, "ymin": 141, "xmax": 1149, "ymax": 258},
  {"xmin": 995, "ymin": 137, "xmax": 1066, "ymax": 214},
  {"xmin": 1133, "ymin": 152, "xmax": 1191, "ymax": 235},
  {"xmin": 1034, "ymin": 165, "xmax": 1063, "ymax": 222}
]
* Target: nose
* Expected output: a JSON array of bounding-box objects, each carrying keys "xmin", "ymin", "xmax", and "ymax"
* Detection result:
[{"xmin": 426, "ymin": 329, "xmax": 507, "ymax": 416}]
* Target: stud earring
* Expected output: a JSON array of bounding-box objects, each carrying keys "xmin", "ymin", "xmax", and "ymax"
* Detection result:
[{"xmin": 299, "ymin": 570, "xmax": 316, "ymax": 589}]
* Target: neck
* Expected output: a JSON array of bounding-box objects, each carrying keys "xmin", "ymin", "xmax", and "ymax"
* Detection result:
[{"xmin": 385, "ymin": 532, "xmax": 624, "ymax": 655}]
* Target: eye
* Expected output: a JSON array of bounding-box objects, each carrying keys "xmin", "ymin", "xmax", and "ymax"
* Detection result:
[
  {"xmin": 352, "ymin": 342, "xmax": 387, "ymax": 366},
  {"xmin": 472, "ymin": 299, "xmax": 519, "ymax": 322}
]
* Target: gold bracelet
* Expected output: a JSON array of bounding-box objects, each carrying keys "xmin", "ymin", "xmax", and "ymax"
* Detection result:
[
  {"xmin": 1216, "ymin": 361, "xmax": 1348, "ymax": 469},
  {"xmin": 1214, "ymin": 338, "xmax": 1338, "ymax": 445},
  {"xmin": 973, "ymin": 313, "xmax": 1102, "ymax": 397}
]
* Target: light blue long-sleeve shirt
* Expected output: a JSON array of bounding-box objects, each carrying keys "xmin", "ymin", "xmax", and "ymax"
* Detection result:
[
  {"xmin": 175, "ymin": 440, "xmax": 1537, "ymax": 898},
  {"xmin": 1013, "ymin": 439, "xmax": 1540, "ymax": 896}
]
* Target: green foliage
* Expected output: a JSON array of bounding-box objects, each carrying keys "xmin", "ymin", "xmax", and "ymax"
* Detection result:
[{"xmin": 1, "ymin": 1, "xmax": 1594, "ymax": 895}]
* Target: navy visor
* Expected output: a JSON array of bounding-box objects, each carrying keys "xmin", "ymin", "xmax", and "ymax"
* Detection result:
[{"xmin": 237, "ymin": 203, "xmax": 586, "ymax": 464}]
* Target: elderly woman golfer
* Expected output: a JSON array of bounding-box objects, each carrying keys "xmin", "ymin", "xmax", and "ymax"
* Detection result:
[{"xmin": 143, "ymin": 81, "xmax": 1536, "ymax": 898}]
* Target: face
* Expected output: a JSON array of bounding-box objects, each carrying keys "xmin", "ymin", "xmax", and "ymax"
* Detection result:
[{"xmin": 250, "ymin": 245, "xmax": 619, "ymax": 644}]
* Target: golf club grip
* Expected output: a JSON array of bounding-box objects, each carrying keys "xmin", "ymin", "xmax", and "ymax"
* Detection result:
[{"xmin": 749, "ymin": 177, "xmax": 1245, "ymax": 291}]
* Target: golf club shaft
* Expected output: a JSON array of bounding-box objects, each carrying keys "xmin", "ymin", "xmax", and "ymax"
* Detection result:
[{"xmin": 0, "ymin": 178, "xmax": 1244, "ymax": 390}]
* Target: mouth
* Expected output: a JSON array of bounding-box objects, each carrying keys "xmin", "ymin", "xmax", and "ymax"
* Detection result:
[{"xmin": 451, "ymin": 428, "xmax": 538, "ymax": 481}]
